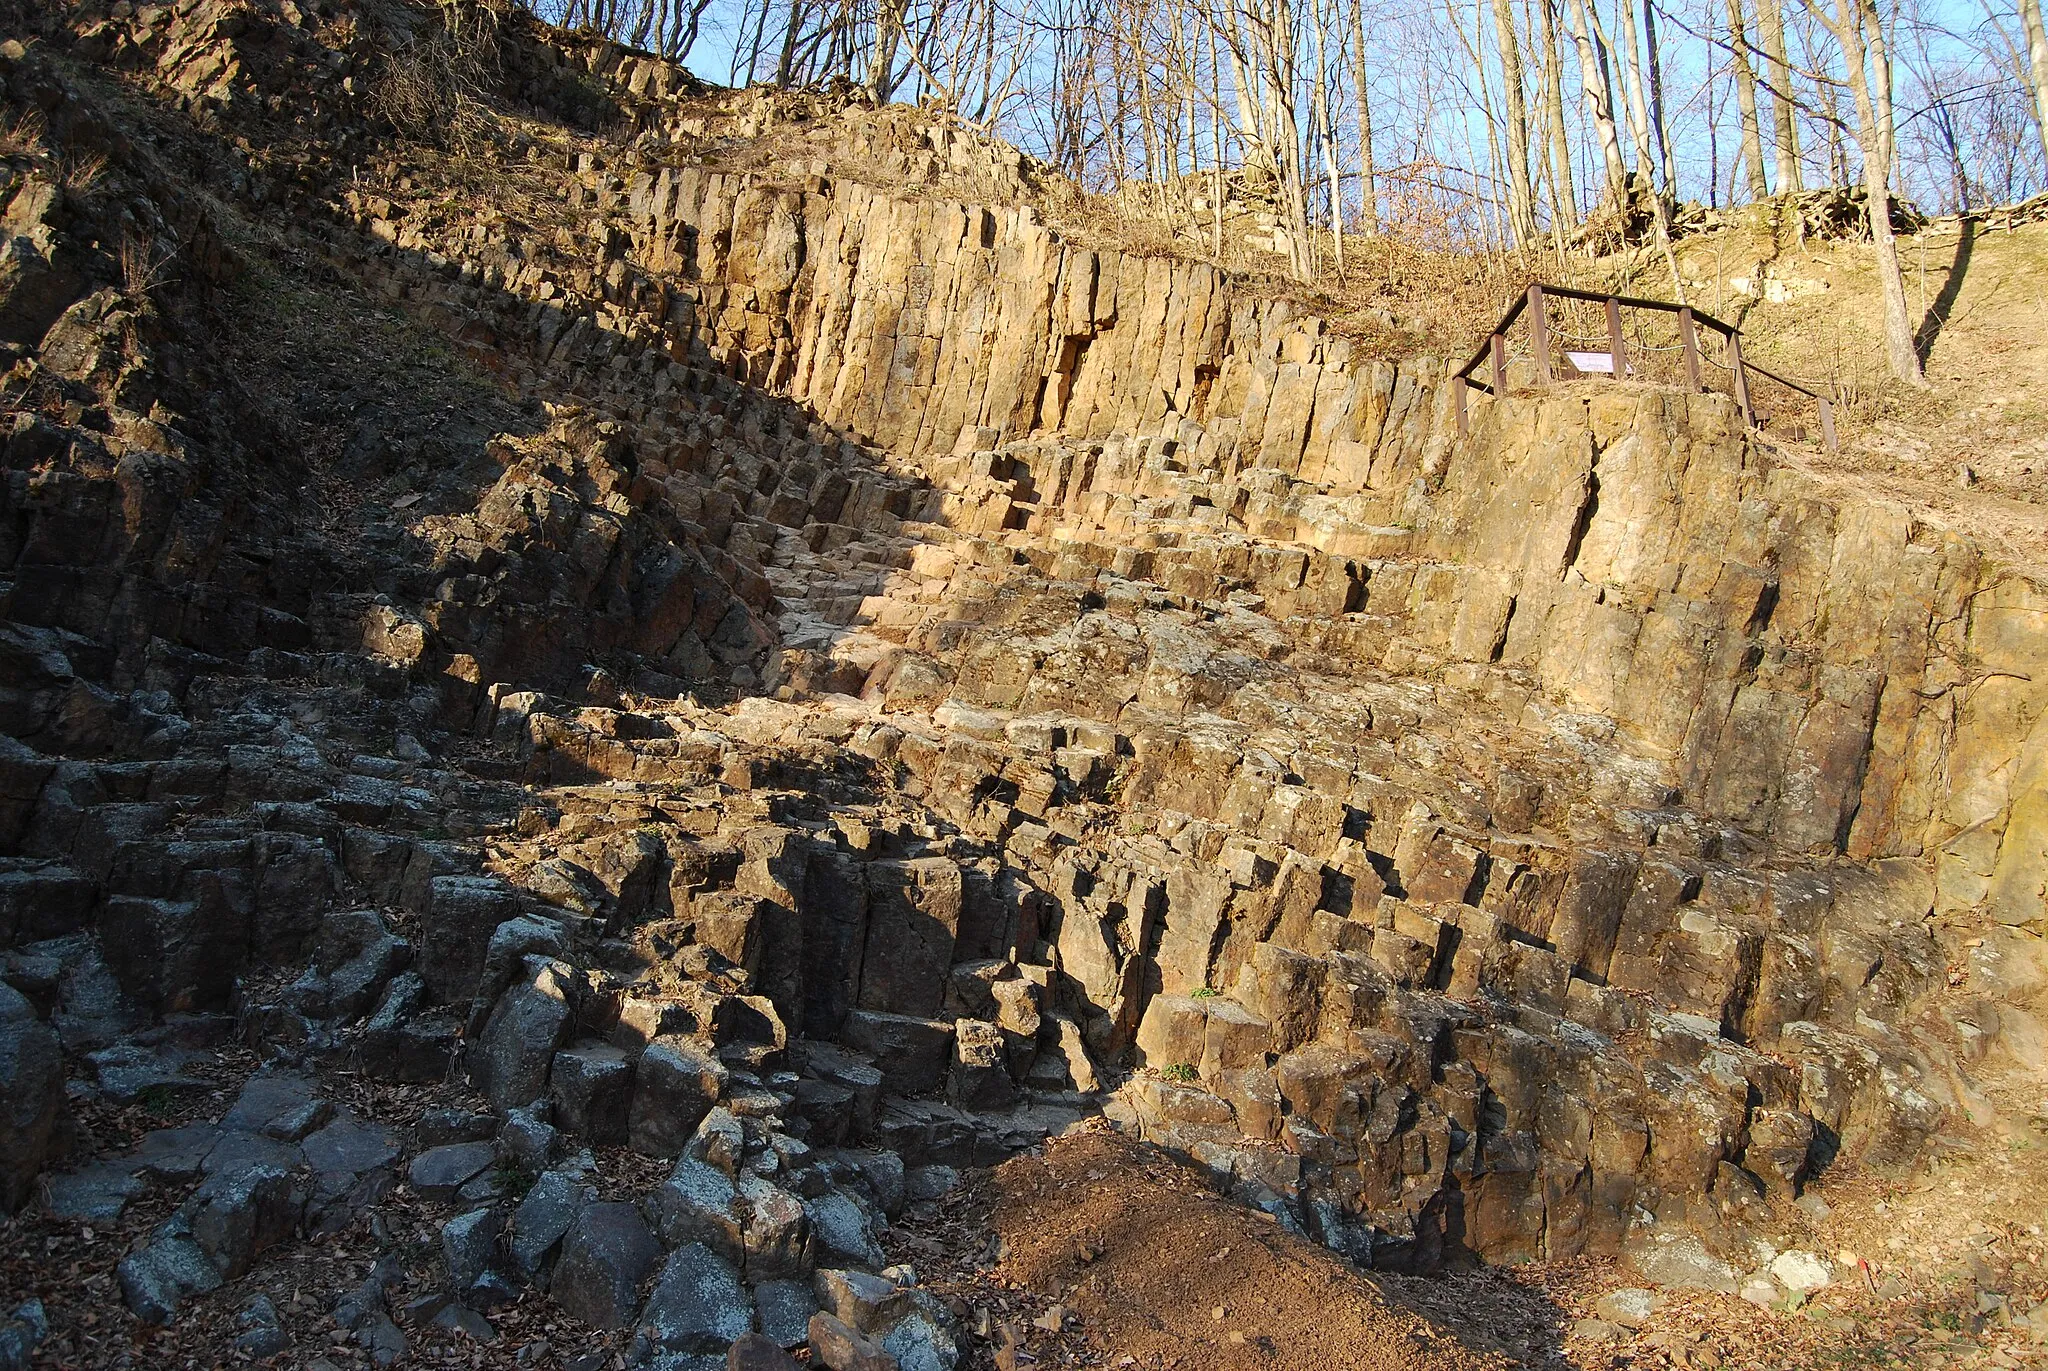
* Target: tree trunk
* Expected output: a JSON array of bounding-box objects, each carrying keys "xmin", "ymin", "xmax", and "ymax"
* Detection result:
[
  {"xmin": 1312, "ymin": 0, "xmax": 1346, "ymax": 270},
  {"xmin": 1726, "ymin": 0, "xmax": 1771, "ymax": 198},
  {"xmin": 1535, "ymin": 0, "xmax": 1578, "ymax": 223},
  {"xmin": 1641, "ymin": 0, "xmax": 1673, "ymax": 187},
  {"xmin": 1489, "ymin": 0, "xmax": 1539, "ymax": 244},
  {"xmin": 2021, "ymin": 0, "xmax": 2048, "ymax": 169},
  {"xmin": 1349, "ymin": 0, "xmax": 1379, "ymax": 232},
  {"xmin": 1756, "ymin": 0, "xmax": 1803, "ymax": 190},
  {"xmin": 1806, "ymin": 0, "xmax": 1923, "ymax": 382},
  {"xmin": 1607, "ymin": 0, "xmax": 1658, "ymax": 187},
  {"xmin": 867, "ymin": 0, "xmax": 906, "ymax": 99},
  {"xmin": 1565, "ymin": 0, "xmax": 1631, "ymax": 208}
]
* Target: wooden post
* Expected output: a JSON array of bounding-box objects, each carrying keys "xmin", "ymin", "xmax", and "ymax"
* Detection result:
[
  {"xmin": 1678, "ymin": 307, "xmax": 1701, "ymax": 391},
  {"xmin": 1729, "ymin": 332, "xmax": 1755, "ymax": 428},
  {"xmin": 1490, "ymin": 333, "xmax": 1508, "ymax": 398},
  {"xmin": 1605, "ymin": 296, "xmax": 1627, "ymax": 378},
  {"xmin": 1818, "ymin": 396, "xmax": 1838, "ymax": 454},
  {"xmin": 1455, "ymin": 375, "xmax": 1469, "ymax": 434},
  {"xmin": 1527, "ymin": 284, "xmax": 1552, "ymax": 383}
]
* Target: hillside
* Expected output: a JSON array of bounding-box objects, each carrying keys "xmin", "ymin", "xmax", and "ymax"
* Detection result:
[{"xmin": 0, "ymin": 4, "xmax": 2044, "ymax": 1371}]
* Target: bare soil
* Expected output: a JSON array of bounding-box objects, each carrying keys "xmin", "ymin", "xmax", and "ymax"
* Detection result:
[{"xmin": 894, "ymin": 1120, "xmax": 2048, "ymax": 1371}]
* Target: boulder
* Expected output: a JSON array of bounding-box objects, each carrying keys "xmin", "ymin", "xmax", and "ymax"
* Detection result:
[
  {"xmin": 946, "ymin": 1019, "xmax": 1016, "ymax": 1110},
  {"xmin": 0, "ymin": 988, "xmax": 65, "ymax": 1212},
  {"xmin": 550, "ymin": 1202, "xmax": 662, "ymax": 1330},
  {"xmin": 804, "ymin": 1189, "xmax": 886, "ymax": 1270},
  {"xmin": 649, "ymin": 1156, "xmax": 745, "ymax": 1261},
  {"xmin": 881, "ymin": 1304, "xmax": 960, "ymax": 1371},
  {"xmin": 808, "ymin": 1311, "xmax": 896, "ymax": 1371},
  {"xmin": 221, "ymin": 1072, "xmax": 330, "ymax": 1140},
  {"xmin": 470, "ymin": 960, "xmax": 576, "ymax": 1112},
  {"xmin": 509, "ymin": 1169, "xmax": 595, "ymax": 1278},
  {"xmin": 741, "ymin": 1174, "xmax": 814, "ymax": 1279},
  {"xmin": 442, "ymin": 1207, "xmax": 506, "ymax": 1289},
  {"xmin": 814, "ymin": 1268, "xmax": 910, "ymax": 1334},
  {"xmin": 549, "ymin": 1043, "xmax": 634, "ymax": 1144},
  {"xmin": 0, "ymin": 1299, "xmax": 46, "ymax": 1371},
  {"xmin": 408, "ymin": 1142, "xmax": 498, "ymax": 1199},
  {"xmin": 185, "ymin": 1164, "xmax": 301, "ymax": 1280},
  {"xmin": 839, "ymin": 1012, "xmax": 953, "ymax": 1096},
  {"xmin": 629, "ymin": 1036, "xmax": 729, "ymax": 1157},
  {"xmin": 727, "ymin": 1331, "xmax": 803, "ymax": 1370},
  {"xmin": 752, "ymin": 1278, "xmax": 820, "ymax": 1348},
  {"xmin": 858, "ymin": 858, "xmax": 963, "ymax": 1016},
  {"xmin": 117, "ymin": 1218, "xmax": 223, "ymax": 1323},
  {"xmin": 640, "ymin": 1241, "xmax": 754, "ymax": 1355}
]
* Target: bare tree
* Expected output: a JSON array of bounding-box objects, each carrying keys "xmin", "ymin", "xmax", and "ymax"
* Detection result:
[
  {"xmin": 1728, "ymin": 0, "xmax": 1774, "ymax": 196},
  {"xmin": 1534, "ymin": 0, "xmax": 1580, "ymax": 222},
  {"xmin": 1804, "ymin": 0, "xmax": 1925, "ymax": 381},
  {"xmin": 2022, "ymin": 0, "xmax": 2048, "ymax": 165},
  {"xmin": 1489, "ymin": 0, "xmax": 1540, "ymax": 241},
  {"xmin": 1756, "ymin": 0, "xmax": 1805, "ymax": 188},
  {"xmin": 1565, "ymin": 0, "xmax": 1633, "ymax": 206},
  {"xmin": 1349, "ymin": 0, "xmax": 1380, "ymax": 230}
]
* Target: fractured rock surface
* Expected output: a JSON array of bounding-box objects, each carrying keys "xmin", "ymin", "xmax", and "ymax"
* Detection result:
[{"xmin": 0, "ymin": 1, "xmax": 2043, "ymax": 1367}]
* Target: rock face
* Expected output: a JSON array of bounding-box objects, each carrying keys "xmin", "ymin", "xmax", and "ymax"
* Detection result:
[
  {"xmin": 0, "ymin": 4, "xmax": 2043, "ymax": 1360},
  {"xmin": 0, "ymin": 986, "xmax": 65, "ymax": 1211}
]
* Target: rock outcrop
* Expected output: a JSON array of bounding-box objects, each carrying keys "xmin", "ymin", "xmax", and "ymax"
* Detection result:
[{"xmin": 0, "ymin": 1, "xmax": 2043, "ymax": 1364}]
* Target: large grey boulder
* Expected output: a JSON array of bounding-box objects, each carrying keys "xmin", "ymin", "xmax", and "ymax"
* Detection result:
[
  {"xmin": 752, "ymin": 1279, "xmax": 819, "ymax": 1348},
  {"xmin": 549, "ymin": 1042, "xmax": 634, "ymax": 1144},
  {"xmin": 880, "ymin": 1295, "xmax": 961, "ymax": 1371},
  {"xmin": 0, "ymin": 986, "xmax": 65, "ymax": 1212},
  {"xmin": 0, "ymin": 1299, "xmax": 48, "ymax": 1371},
  {"xmin": 221, "ymin": 1072, "xmax": 330, "ymax": 1141},
  {"xmin": 640, "ymin": 1241, "xmax": 754, "ymax": 1355},
  {"xmin": 813, "ymin": 1268, "xmax": 910, "ymax": 1334},
  {"xmin": 302, "ymin": 1114, "xmax": 401, "ymax": 1179},
  {"xmin": 40, "ymin": 1162, "xmax": 144, "ymax": 1223},
  {"xmin": 470, "ymin": 960, "xmax": 576, "ymax": 1112},
  {"xmin": 550, "ymin": 1202, "xmax": 661, "ymax": 1329},
  {"xmin": 802, "ymin": 1189, "xmax": 886, "ymax": 1271},
  {"xmin": 628, "ymin": 1035, "xmax": 729, "ymax": 1157},
  {"xmin": 186, "ymin": 1163, "xmax": 301, "ymax": 1280},
  {"xmin": 408, "ymin": 1142, "xmax": 497, "ymax": 1199},
  {"xmin": 838, "ymin": 1012, "xmax": 952, "ymax": 1096},
  {"xmin": 649, "ymin": 1156, "xmax": 745, "ymax": 1261},
  {"xmin": 117, "ymin": 1218, "xmax": 223, "ymax": 1324},
  {"xmin": 510, "ymin": 1168, "xmax": 595, "ymax": 1278},
  {"xmin": 442, "ymin": 1207, "xmax": 506, "ymax": 1289},
  {"xmin": 740, "ymin": 1174, "xmax": 814, "ymax": 1280}
]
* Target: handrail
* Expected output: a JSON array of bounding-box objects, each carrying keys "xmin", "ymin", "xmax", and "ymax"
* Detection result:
[{"xmin": 1451, "ymin": 281, "xmax": 1839, "ymax": 454}]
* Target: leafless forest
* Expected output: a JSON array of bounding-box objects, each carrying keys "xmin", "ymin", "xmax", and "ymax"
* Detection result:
[{"xmin": 513, "ymin": 0, "xmax": 2046, "ymax": 380}]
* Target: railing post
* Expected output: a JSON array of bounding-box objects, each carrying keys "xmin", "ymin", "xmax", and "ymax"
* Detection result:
[
  {"xmin": 1605, "ymin": 296, "xmax": 1628, "ymax": 379},
  {"xmin": 1490, "ymin": 332, "xmax": 1508, "ymax": 398},
  {"xmin": 1729, "ymin": 332, "xmax": 1756, "ymax": 428},
  {"xmin": 1678, "ymin": 307, "xmax": 1701, "ymax": 392},
  {"xmin": 1527, "ymin": 284, "xmax": 1553, "ymax": 383},
  {"xmin": 1818, "ymin": 395, "xmax": 1838, "ymax": 454},
  {"xmin": 1454, "ymin": 375, "xmax": 1468, "ymax": 435}
]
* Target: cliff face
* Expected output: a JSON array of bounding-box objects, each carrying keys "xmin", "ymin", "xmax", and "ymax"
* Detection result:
[
  {"xmin": 0, "ymin": 1, "xmax": 2044, "ymax": 1360},
  {"xmin": 544, "ymin": 110, "xmax": 2045, "ymax": 912}
]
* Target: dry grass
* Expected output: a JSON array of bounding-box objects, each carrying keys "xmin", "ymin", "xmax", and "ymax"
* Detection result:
[
  {"xmin": 117, "ymin": 231, "xmax": 178, "ymax": 299},
  {"xmin": 0, "ymin": 108, "xmax": 46, "ymax": 158},
  {"xmin": 371, "ymin": 0, "xmax": 510, "ymax": 148}
]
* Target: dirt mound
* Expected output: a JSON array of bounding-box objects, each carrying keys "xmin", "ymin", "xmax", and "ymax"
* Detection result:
[{"xmin": 968, "ymin": 1128, "xmax": 1512, "ymax": 1371}]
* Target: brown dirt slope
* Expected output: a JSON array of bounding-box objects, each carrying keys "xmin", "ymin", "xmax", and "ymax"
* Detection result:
[{"xmin": 969, "ymin": 1126, "xmax": 1516, "ymax": 1371}]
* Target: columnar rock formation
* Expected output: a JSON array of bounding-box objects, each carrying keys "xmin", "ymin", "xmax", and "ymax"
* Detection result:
[{"xmin": 0, "ymin": 1, "xmax": 2044, "ymax": 1361}]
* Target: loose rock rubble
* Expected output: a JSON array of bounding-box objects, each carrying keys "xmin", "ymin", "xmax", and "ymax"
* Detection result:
[{"xmin": 0, "ymin": 1, "xmax": 2044, "ymax": 1369}]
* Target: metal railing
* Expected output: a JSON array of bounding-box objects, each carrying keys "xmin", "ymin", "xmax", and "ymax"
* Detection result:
[{"xmin": 1451, "ymin": 283, "xmax": 1839, "ymax": 455}]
